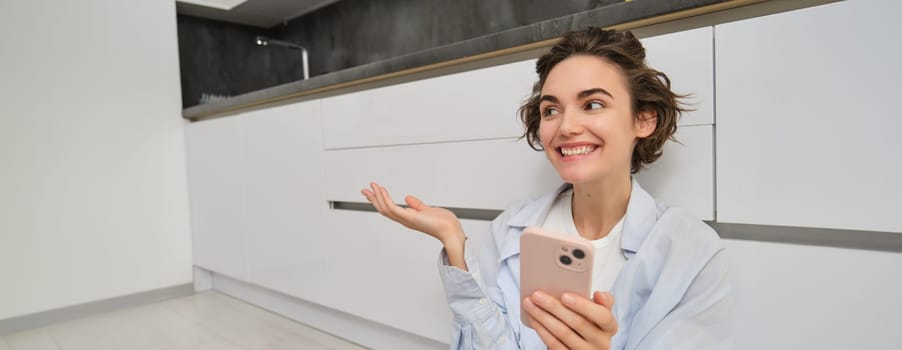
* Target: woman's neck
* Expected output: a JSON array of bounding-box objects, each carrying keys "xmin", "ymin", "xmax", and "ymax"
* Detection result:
[{"xmin": 570, "ymin": 173, "xmax": 632, "ymax": 241}]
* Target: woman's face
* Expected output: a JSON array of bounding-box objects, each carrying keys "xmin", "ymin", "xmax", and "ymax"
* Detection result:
[{"xmin": 538, "ymin": 54, "xmax": 655, "ymax": 186}]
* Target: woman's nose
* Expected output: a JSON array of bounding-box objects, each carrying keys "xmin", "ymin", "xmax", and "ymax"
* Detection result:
[{"xmin": 558, "ymin": 111, "xmax": 584, "ymax": 136}]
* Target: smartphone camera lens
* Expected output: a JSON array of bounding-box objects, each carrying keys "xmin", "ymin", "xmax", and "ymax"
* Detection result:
[
  {"xmin": 559, "ymin": 255, "xmax": 572, "ymax": 265},
  {"xmin": 573, "ymin": 249, "xmax": 585, "ymax": 259}
]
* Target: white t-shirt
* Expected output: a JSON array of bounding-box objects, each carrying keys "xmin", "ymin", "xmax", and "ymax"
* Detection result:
[{"xmin": 541, "ymin": 188, "xmax": 627, "ymax": 294}]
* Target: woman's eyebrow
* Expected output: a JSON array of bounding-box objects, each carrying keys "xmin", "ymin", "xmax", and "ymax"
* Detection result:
[
  {"xmin": 540, "ymin": 94, "xmax": 559, "ymax": 103},
  {"xmin": 578, "ymin": 88, "xmax": 613, "ymax": 99},
  {"xmin": 540, "ymin": 88, "xmax": 613, "ymax": 104}
]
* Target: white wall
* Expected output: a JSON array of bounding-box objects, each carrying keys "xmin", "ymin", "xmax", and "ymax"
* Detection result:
[{"xmin": 0, "ymin": 0, "xmax": 193, "ymax": 320}]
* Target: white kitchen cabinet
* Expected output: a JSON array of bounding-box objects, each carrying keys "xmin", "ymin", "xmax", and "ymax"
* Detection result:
[
  {"xmin": 185, "ymin": 116, "xmax": 247, "ymax": 278},
  {"xmin": 642, "ymin": 26, "xmax": 714, "ymax": 126},
  {"xmin": 240, "ymin": 101, "xmax": 329, "ymax": 288},
  {"xmin": 724, "ymin": 239, "xmax": 902, "ymax": 349},
  {"xmin": 715, "ymin": 0, "xmax": 902, "ymax": 233},
  {"xmin": 186, "ymin": 100, "xmax": 327, "ymax": 282},
  {"xmin": 321, "ymin": 59, "xmax": 536, "ymax": 149},
  {"xmin": 636, "ymin": 125, "xmax": 714, "ymax": 221},
  {"xmin": 282, "ymin": 210, "xmax": 499, "ymax": 343}
]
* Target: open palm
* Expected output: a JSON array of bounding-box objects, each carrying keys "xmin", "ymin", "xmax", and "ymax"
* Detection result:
[{"xmin": 361, "ymin": 182, "xmax": 464, "ymax": 245}]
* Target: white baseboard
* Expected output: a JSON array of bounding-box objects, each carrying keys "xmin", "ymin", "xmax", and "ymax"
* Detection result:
[
  {"xmin": 0, "ymin": 284, "xmax": 194, "ymax": 336},
  {"xmin": 208, "ymin": 269, "xmax": 448, "ymax": 350},
  {"xmin": 193, "ymin": 265, "xmax": 213, "ymax": 291}
]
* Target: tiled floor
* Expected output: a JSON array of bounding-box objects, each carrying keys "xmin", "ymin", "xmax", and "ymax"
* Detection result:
[{"xmin": 0, "ymin": 291, "xmax": 367, "ymax": 350}]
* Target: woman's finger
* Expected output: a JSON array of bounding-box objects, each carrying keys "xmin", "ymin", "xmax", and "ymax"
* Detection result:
[
  {"xmin": 536, "ymin": 291, "xmax": 601, "ymax": 345},
  {"xmin": 595, "ymin": 292, "xmax": 618, "ymax": 334},
  {"xmin": 366, "ymin": 183, "xmax": 381, "ymax": 209},
  {"xmin": 369, "ymin": 183, "xmax": 392, "ymax": 217},
  {"xmin": 376, "ymin": 184, "xmax": 422, "ymax": 229},
  {"xmin": 361, "ymin": 188, "xmax": 375, "ymax": 203},
  {"xmin": 374, "ymin": 184, "xmax": 399, "ymax": 220},
  {"xmin": 561, "ymin": 292, "xmax": 617, "ymax": 341},
  {"xmin": 594, "ymin": 291, "xmax": 614, "ymax": 309},
  {"xmin": 405, "ymin": 195, "xmax": 426, "ymax": 211},
  {"xmin": 375, "ymin": 184, "xmax": 405, "ymax": 221},
  {"xmin": 523, "ymin": 298, "xmax": 568, "ymax": 350},
  {"xmin": 524, "ymin": 292, "xmax": 587, "ymax": 348},
  {"xmin": 379, "ymin": 186, "xmax": 418, "ymax": 222}
]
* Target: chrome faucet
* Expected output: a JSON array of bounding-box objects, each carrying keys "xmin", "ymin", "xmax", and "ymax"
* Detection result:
[{"xmin": 255, "ymin": 36, "xmax": 309, "ymax": 80}]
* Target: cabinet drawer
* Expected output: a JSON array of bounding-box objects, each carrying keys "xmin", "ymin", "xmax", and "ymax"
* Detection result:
[
  {"xmin": 324, "ymin": 138, "xmax": 561, "ymax": 211},
  {"xmin": 642, "ymin": 26, "xmax": 714, "ymax": 126},
  {"xmin": 322, "ymin": 60, "xmax": 536, "ymax": 149},
  {"xmin": 715, "ymin": 0, "xmax": 902, "ymax": 233},
  {"xmin": 636, "ymin": 125, "xmax": 714, "ymax": 221}
]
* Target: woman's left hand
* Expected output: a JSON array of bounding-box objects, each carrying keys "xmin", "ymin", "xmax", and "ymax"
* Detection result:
[{"xmin": 523, "ymin": 290, "xmax": 618, "ymax": 350}]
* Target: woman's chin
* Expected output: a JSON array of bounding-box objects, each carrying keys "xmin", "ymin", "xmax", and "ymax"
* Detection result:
[
  {"xmin": 557, "ymin": 172, "xmax": 594, "ymax": 185},
  {"xmin": 556, "ymin": 167, "xmax": 620, "ymax": 186}
]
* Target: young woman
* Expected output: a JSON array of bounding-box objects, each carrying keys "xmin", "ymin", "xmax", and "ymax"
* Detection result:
[{"xmin": 362, "ymin": 27, "xmax": 732, "ymax": 350}]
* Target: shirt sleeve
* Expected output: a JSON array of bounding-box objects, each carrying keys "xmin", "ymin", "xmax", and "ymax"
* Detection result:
[
  {"xmin": 438, "ymin": 240, "xmax": 520, "ymax": 349},
  {"xmin": 634, "ymin": 249, "xmax": 734, "ymax": 350}
]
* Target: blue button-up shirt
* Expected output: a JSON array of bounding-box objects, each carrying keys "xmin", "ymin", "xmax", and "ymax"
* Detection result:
[{"xmin": 439, "ymin": 180, "xmax": 733, "ymax": 349}]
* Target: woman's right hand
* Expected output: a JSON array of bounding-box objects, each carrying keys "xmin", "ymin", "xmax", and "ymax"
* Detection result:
[{"xmin": 361, "ymin": 182, "xmax": 466, "ymax": 248}]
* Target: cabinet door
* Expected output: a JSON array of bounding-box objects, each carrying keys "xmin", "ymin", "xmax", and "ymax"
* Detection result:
[
  {"xmin": 324, "ymin": 138, "xmax": 561, "ymax": 211},
  {"xmin": 642, "ymin": 26, "xmax": 714, "ymax": 126},
  {"xmin": 724, "ymin": 239, "xmax": 902, "ymax": 349},
  {"xmin": 635, "ymin": 125, "xmax": 714, "ymax": 221},
  {"xmin": 715, "ymin": 0, "xmax": 902, "ymax": 233},
  {"xmin": 321, "ymin": 59, "xmax": 536, "ymax": 149},
  {"xmin": 185, "ymin": 116, "xmax": 246, "ymax": 277},
  {"xmin": 241, "ymin": 101, "xmax": 328, "ymax": 288},
  {"xmin": 295, "ymin": 210, "xmax": 499, "ymax": 343}
]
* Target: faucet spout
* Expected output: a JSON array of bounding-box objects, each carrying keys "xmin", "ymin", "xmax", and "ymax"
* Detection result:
[{"xmin": 255, "ymin": 36, "xmax": 309, "ymax": 80}]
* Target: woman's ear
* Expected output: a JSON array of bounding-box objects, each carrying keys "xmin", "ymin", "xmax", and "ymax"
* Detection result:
[{"xmin": 635, "ymin": 109, "xmax": 657, "ymax": 138}]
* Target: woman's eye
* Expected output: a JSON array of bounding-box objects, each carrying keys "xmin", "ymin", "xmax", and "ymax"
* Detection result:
[
  {"xmin": 586, "ymin": 101, "xmax": 604, "ymax": 110},
  {"xmin": 542, "ymin": 107, "xmax": 560, "ymax": 117}
]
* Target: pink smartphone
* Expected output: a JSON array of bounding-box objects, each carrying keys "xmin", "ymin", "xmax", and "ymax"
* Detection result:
[{"xmin": 520, "ymin": 226, "xmax": 594, "ymax": 328}]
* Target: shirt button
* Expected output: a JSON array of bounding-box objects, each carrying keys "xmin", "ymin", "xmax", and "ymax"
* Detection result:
[
  {"xmin": 472, "ymin": 272, "xmax": 479, "ymax": 279},
  {"xmin": 498, "ymin": 335, "xmax": 506, "ymax": 345},
  {"xmin": 479, "ymin": 298, "xmax": 488, "ymax": 305}
]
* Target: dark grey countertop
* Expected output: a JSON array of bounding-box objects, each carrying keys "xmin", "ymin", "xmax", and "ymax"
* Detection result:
[{"xmin": 183, "ymin": 0, "xmax": 735, "ymax": 120}]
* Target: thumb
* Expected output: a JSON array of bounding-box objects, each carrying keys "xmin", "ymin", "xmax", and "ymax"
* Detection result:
[
  {"xmin": 405, "ymin": 195, "xmax": 427, "ymax": 211},
  {"xmin": 593, "ymin": 291, "xmax": 614, "ymax": 309}
]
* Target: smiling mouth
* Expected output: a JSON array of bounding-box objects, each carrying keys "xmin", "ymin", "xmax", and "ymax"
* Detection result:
[{"xmin": 558, "ymin": 145, "xmax": 598, "ymax": 157}]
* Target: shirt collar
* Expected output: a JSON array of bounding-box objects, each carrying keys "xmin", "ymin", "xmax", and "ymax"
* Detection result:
[
  {"xmin": 498, "ymin": 178, "xmax": 659, "ymax": 261},
  {"xmin": 496, "ymin": 183, "xmax": 568, "ymax": 262},
  {"xmin": 507, "ymin": 183, "xmax": 569, "ymax": 228},
  {"xmin": 620, "ymin": 178, "xmax": 659, "ymax": 255}
]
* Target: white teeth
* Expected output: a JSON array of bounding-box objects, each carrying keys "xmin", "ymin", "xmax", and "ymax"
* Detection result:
[{"xmin": 560, "ymin": 145, "xmax": 596, "ymax": 156}]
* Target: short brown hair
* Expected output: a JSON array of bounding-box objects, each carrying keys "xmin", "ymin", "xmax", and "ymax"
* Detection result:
[{"xmin": 518, "ymin": 27, "xmax": 688, "ymax": 174}]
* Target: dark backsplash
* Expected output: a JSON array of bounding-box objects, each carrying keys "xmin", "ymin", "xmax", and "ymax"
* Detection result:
[
  {"xmin": 176, "ymin": 15, "xmax": 299, "ymax": 108},
  {"xmin": 177, "ymin": 0, "xmax": 620, "ymax": 108}
]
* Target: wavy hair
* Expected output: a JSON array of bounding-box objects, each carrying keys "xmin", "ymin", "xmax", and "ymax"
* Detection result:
[{"xmin": 518, "ymin": 27, "xmax": 689, "ymax": 173}]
